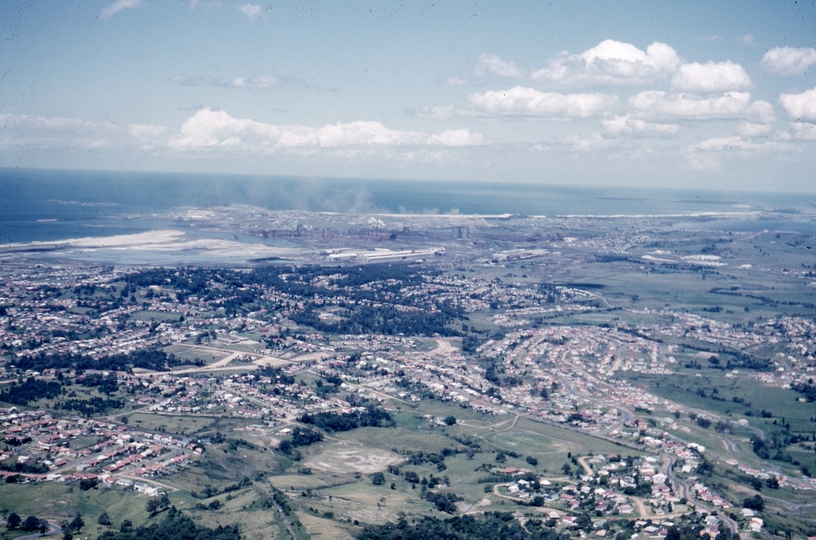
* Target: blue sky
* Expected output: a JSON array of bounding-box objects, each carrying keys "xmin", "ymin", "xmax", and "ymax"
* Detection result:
[{"xmin": 2, "ymin": 0, "xmax": 816, "ymax": 191}]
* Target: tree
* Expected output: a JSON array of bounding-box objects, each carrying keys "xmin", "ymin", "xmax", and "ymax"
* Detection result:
[
  {"xmin": 79, "ymin": 478, "xmax": 98, "ymax": 491},
  {"xmin": 21, "ymin": 516, "xmax": 42, "ymax": 532},
  {"xmin": 665, "ymin": 526, "xmax": 681, "ymax": 540},
  {"xmin": 97, "ymin": 512, "xmax": 112, "ymax": 526},
  {"xmin": 69, "ymin": 514, "xmax": 84, "ymax": 534},
  {"xmin": 371, "ymin": 472, "xmax": 385, "ymax": 485},
  {"xmin": 444, "ymin": 416, "xmax": 456, "ymax": 426},
  {"xmin": 146, "ymin": 498, "xmax": 161, "ymax": 515},
  {"xmin": 146, "ymin": 492, "xmax": 171, "ymax": 516},
  {"xmin": 7, "ymin": 513, "xmax": 21, "ymax": 530},
  {"xmin": 575, "ymin": 513, "xmax": 592, "ymax": 532},
  {"xmin": 526, "ymin": 456, "xmax": 538, "ymax": 467},
  {"xmin": 742, "ymin": 494, "xmax": 764, "ymax": 511}
]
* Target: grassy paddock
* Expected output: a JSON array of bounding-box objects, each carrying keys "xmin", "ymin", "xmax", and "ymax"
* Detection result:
[{"xmin": 0, "ymin": 482, "xmax": 153, "ymax": 533}]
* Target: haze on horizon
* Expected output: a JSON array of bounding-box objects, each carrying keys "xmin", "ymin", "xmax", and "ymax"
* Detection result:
[{"xmin": 1, "ymin": 0, "xmax": 816, "ymax": 193}]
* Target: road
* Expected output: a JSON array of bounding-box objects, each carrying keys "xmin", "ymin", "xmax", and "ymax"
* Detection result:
[
  {"xmin": 576, "ymin": 456, "xmax": 593, "ymax": 476},
  {"xmin": 661, "ymin": 454, "xmax": 740, "ymax": 535}
]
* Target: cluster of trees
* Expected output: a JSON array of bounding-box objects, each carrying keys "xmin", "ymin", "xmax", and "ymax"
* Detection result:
[
  {"xmin": 411, "ymin": 473, "xmax": 449, "ymax": 489},
  {"xmin": 6, "ymin": 513, "xmax": 49, "ymax": 534},
  {"xmin": 79, "ymin": 478, "xmax": 99, "ymax": 490},
  {"xmin": 278, "ymin": 427, "xmax": 323, "ymax": 458},
  {"xmin": 485, "ymin": 362, "xmax": 552, "ymax": 389},
  {"xmin": 422, "ymin": 491, "xmax": 461, "ymax": 513},
  {"xmin": 195, "ymin": 500, "xmax": 223, "ymax": 511},
  {"xmin": 0, "ymin": 377, "xmax": 62, "ymax": 405},
  {"xmin": 300, "ymin": 406, "xmax": 394, "ymax": 432},
  {"xmin": 751, "ymin": 435, "xmax": 771, "ymax": 459},
  {"xmin": 695, "ymin": 417, "xmax": 712, "ymax": 429},
  {"xmin": 792, "ymin": 382, "xmax": 816, "ymax": 402},
  {"xmin": 462, "ymin": 335, "xmax": 483, "ymax": 354},
  {"xmin": 290, "ymin": 427, "xmax": 323, "ymax": 447},
  {"xmin": 57, "ymin": 396, "xmax": 124, "ymax": 416},
  {"xmin": 225, "ymin": 438, "xmax": 257, "ymax": 452},
  {"xmin": 403, "ymin": 447, "xmax": 464, "ymax": 472},
  {"xmin": 11, "ymin": 348, "xmax": 181, "ymax": 373},
  {"xmin": 623, "ymin": 482, "xmax": 654, "ymax": 497},
  {"xmin": 146, "ymin": 494, "xmax": 171, "ymax": 516},
  {"xmin": 61, "ymin": 514, "xmax": 86, "ymax": 539},
  {"xmin": 357, "ymin": 512, "xmax": 567, "ymax": 540},
  {"xmin": 7, "ymin": 513, "xmax": 87, "ymax": 539},
  {"xmin": 0, "ymin": 459, "xmax": 49, "ymax": 474},
  {"xmin": 743, "ymin": 494, "xmax": 765, "ymax": 511},
  {"xmin": 702, "ymin": 349, "xmax": 771, "ymax": 371},
  {"xmin": 195, "ymin": 476, "xmax": 252, "ymax": 499},
  {"xmin": 79, "ymin": 372, "xmax": 119, "ymax": 395},
  {"xmin": 750, "ymin": 433, "xmax": 796, "ymax": 462},
  {"xmin": 98, "ymin": 512, "xmax": 241, "ymax": 540},
  {"xmin": 291, "ymin": 304, "xmax": 460, "ymax": 337},
  {"xmin": 3, "ymin": 435, "xmax": 31, "ymax": 446},
  {"xmin": 479, "ymin": 469, "xmax": 539, "ymax": 487},
  {"xmin": 245, "ymin": 487, "xmax": 306, "ymax": 531},
  {"xmin": 258, "ymin": 367, "xmax": 295, "ymax": 385},
  {"xmin": 254, "ymin": 264, "xmax": 436, "ymax": 303},
  {"xmin": 371, "ymin": 472, "xmax": 386, "ymax": 485},
  {"xmin": 177, "ymin": 264, "xmax": 466, "ymax": 334},
  {"xmin": 664, "ymin": 523, "xmax": 735, "ymax": 540},
  {"xmin": 121, "ymin": 265, "xmax": 459, "ymax": 329}
]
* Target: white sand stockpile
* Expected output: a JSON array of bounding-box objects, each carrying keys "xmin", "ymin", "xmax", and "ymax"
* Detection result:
[{"xmin": 4, "ymin": 230, "xmax": 301, "ymax": 259}]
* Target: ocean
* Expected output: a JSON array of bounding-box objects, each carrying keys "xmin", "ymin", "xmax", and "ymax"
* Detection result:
[{"xmin": 2, "ymin": 168, "xmax": 816, "ymax": 244}]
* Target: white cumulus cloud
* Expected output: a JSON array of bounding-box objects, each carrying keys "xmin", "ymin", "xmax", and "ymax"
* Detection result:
[
  {"xmin": 562, "ymin": 133, "xmax": 616, "ymax": 152},
  {"xmin": 783, "ymin": 122, "xmax": 816, "ymax": 140},
  {"xmin": 531, "ymin": 40, "xmax": 681, "ymax": 87},
  {"xmin": 473, "ymin": 54, "xmax": 525, "ymax": 78},
  {"xmin": 687, "ymin": 135, "xmax": 785, "ymax": 170},
  {"xmin": 464, "ymin": 86, "xmax": 617, "ymax": 118},
  {"xmin": 762, "ymin": 47, "xmax": 816, "ymax": 77},
  {"xmin": 736, "ymin": 122, "xmax": 771, "ymax": 137},
  {"xmin": 780, "ymin": 87, "xmax": 816, "ymax": 121},
  {"xmin": 129, "ymin": 124, "xmax": 168, "ymax": 139},
  {"xmin": 628, "ymin": 91, "xmax": 774, "ymax": 122},
  {"xmin": 671, "ymin": 61, "xmax": 751, "ymax": 93},
  {"xmin": 236, "ymin": 3, "xmax": 261, "ymax": 19},
  {"xmin": 171, "ymin": 73, "xmax": 311, "ymax": 90},
  {"xmin": 99, "ymin": 0, "xmax": 142, "ymax": 19},
  {"xmin": 0, "ymin": 113, "xmax": 118, "ymax": 149},
  {"xmin": 602, "ymin": 115, "xmax": 679, "ymax": 136},
  {"xmin": 692, "ymin": 135, "xmax": 782, "ymax": 153},
  {"xmin": 168, "ymin": 108, "xmax": 482, "ymax": 151}
]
